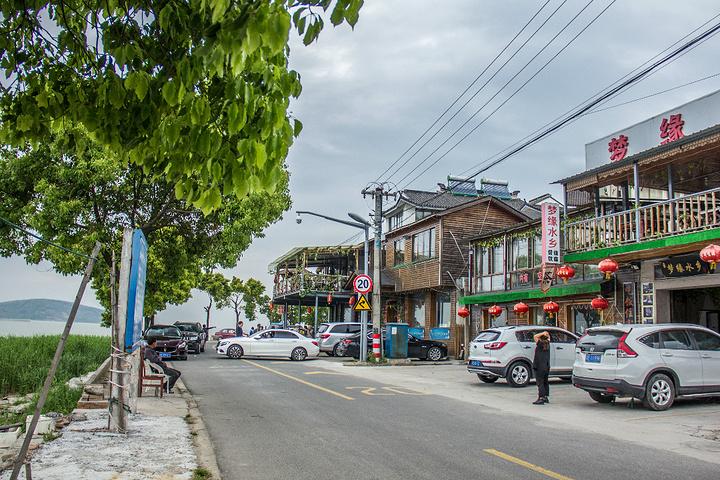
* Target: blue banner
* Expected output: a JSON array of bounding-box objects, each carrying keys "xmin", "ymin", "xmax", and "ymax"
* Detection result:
[
  {"xmin": 430, "ymin": 328, "xmax": 450, "ymax": 340},
  {"xmin": 409, "ymin": 328, "xmax": 425, "ymax": 339},
  {"xmin": 125, "ymin": 229, "xmax": 148, "ymax": 352}
]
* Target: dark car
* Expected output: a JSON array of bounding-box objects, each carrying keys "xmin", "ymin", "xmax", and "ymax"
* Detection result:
[
  {"xmin": 144, "ymin": 325, "xmax": 188, "ymax": 360},
  {"xmin": 339, "ymin": 332, "xmax": 448, "ymax": 361},
  {"xmin": 174, "ymin": 321, "xmax": 207, "ymax": 353}
]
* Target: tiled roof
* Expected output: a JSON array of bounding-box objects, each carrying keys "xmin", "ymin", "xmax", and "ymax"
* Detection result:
[{"xmin": 399, "ymin": 189, "xmax": 480, "ymax": 210}]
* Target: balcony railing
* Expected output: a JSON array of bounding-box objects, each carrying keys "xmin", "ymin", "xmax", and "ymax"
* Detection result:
[
  {"xmin": 565, "ymin": 186, "xmax": 720, "ymax": 254},
  {"xmin": 273, "ymin": 271, "xmax": 349, "ymax": 297}
]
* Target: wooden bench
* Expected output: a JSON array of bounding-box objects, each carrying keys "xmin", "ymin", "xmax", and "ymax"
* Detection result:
[{"xmin": 138, "ymin": 347, "xmax": 168, "ymax": 398}]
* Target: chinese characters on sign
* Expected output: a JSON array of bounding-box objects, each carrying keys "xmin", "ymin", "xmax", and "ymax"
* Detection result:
[
  {"xmin": 623, "ymin": 282, "xmax": 636, "ymax": 324},
  {"xmin": 608, "ymin": 134, "xmax": 628, "ymax": 162},
  {"xmin": 659, "ymin": 254, "xmax": 711, "ymax": 278},
  {"xmin": 540, "ymin": 264, "xmax": 556, "ymax": 293},
  {"xmin": 660, "ymin": 114, "xmax": 685, "ymax": 145},
  {"xmin": 541, "ymin": 202, "xmax": 561, "ymax": 265}
]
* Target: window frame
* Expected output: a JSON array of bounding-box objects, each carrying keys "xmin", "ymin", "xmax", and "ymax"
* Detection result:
[{"xmin": 412, "ymin": 228, "xmax": 436, "ymax": 262}]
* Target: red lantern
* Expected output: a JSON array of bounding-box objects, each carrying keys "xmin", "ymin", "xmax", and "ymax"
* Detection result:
[
  {"xmin": 700, "ymin": 244, "xmax": 720, "ymax": 272},
  {"xmin": 488, "ymin": 305, "xmax": 503, "ymax": 318},
  {"xmin": 543, "ymin": 301, "xmax": 559, "ymax": 319},
  {"xmin": 591, "ymin": 296, "xmax": 610, "ymax": 314},
  {"xmin": 556, "ymin": 265, "xmax": 575, "ymax": 284},
  {"xmin": 513, "ymin": 302, "xmax": 529, "ymax": 318},
  {"xmin": 457, "ymin": 307, "xmax": 470, "ymax": 318},
  {"xmin": 349, "ymin": 296, "xmax": 356, "ymax": 306},
  {"xmin": 307, "ymin": 306, "xmax": 312, "ymax": 314},
  {"xmin": 327, "ymin": 294, "xmax": 333, "ymax": 304},
  {"xmin": 598, "ymin": 258, "xmax": 619, "ymax": 279},
  {"xmin": 269, "ymin": 302, "xmax": 274, "ymax": 309}
]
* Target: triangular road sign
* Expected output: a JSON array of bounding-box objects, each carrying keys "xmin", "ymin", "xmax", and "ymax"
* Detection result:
[{"xmin": 353, "ymin": 294, "xmax": 371, "ymax": 311}]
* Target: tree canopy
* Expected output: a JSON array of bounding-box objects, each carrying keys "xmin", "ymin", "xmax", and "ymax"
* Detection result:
[
  {"xmin": 0, "ymin": 128, "xmax": 291, "ymax": 323},
  {"xmin": 0, "ymin": 0, "xmax": 363, "ymax": 213}
]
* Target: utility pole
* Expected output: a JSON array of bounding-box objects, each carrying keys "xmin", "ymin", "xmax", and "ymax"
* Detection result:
[{"xmin": 362, "ymin": 185, "xmax": 395, "ymax": 359}]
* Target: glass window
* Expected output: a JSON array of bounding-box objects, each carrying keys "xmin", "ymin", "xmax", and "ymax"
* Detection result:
[
  {"xmin": 532, "ymin": 236, "xmax": 542, "ymax": 267},
  {"xmin": 690, "ymin": 329, "xmax": 720, "ymax": 351},
  {"xmin": 660, "ymin": 329, "xmax": 692, "ymax": 350},
  {"xmin": 412, "ymin": 228, "xmax": 436, "ymax": 262},
  {"xmin": 393, "ymin": 239, "xmax": 405, "ymax": 266},
  {"xmin": 492, "ymin": 246, "xmax": 503, "ymax": 274},
  {"xmin": 473, "ymin": 330, "xmax": 500, "ymax": 342},
  {"xmin": 571, "ymin": 305, "xmax": 601, "ymax": 336},
  {"xmin": 388, "ymin": 212, "xmax": 403, "ymax": 231},
  {"xmin": 639, "ymin": 332, "xmax": 661, "ymax": 349},
  {"xmin": 481, "ymin": 248, "xmax": 490, "ymax": 275},
  {"xmin": 585, "ymin": 264, "xmax": 603, "ymax": 280},
  {"xmin": 413, "ymin": 294, "xmax": 425, "ymax": 328},
  {"xmin": 435, "ymin": 291, "xmax": 451, "ymax": 328},
  {"xmin": 489, "ymin": 308, "xmax": 506, "ymax": 327},
  {"xmin": 549, "ymin": 330, "xmax": 577, "ymax": 343},
  {"xmin": 275, "ymin": 331, "xmax": 297, "ymax": 339},
  {"xmin": 515, "ymin": 330, "xmax": 539, "ymax": 342},
  {"xmin": 511, "ymin": 237, "xmax": 529, "ymax": 270},
  {"xmin": 416, "ymin": 209, "xmax": 433, "ymax": 221}
]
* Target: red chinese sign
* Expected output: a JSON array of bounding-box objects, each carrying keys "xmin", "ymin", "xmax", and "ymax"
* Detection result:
[
  {"xmin": 660, "ymin": 113, "xmax": 685, "ymax": 145},
  {"xmin": 608, "ymin": 134, "xmax": 629, "ymax": 162},
  {"xmin": 541, "ymin": 202, "xmax": 561, "ymax": 265}
]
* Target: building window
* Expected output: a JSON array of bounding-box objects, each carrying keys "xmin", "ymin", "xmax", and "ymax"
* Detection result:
[
  {"xmin": 474, "ymin": 245, "xmax": 505, "ymax": 292},
  {"xmin": 416, "ymin": 209, "xmax": 433, "ymax": 221},
  {"xmin": 413, "ymin": 294, "xmax": 425, "ymax": 329},
  {"xmin": 393, "ymin": 239, "xmax": 405, "ymax": 266},
  {"xmin": 435, "ymin": 291, "xmax": 451, "ymax": 327},
  {"xmin": 412, "ymin": 228, "xmax": 436, "ymax": 261},
  {"xmin": 388, "ymin": 212, "xmax": 403, "ymax": 231}
]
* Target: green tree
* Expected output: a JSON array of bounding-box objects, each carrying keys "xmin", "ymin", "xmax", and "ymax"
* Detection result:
[
  {"xmin": 0, "ymin": 0, "xmax": 363, "ymax": 213},
  {"xmin": 242, "ymin": 278, "xmax": 267, "ymax": 323},
  {"xmin": 197, "ymin": 272, "xmax": 231, "ymax": 330},
  {"xmin": 0, "ymin": 128, "xmax": 291, "ymax": 324},
  {"xmin": 221, "ymin": 277, "xmax": 246, "ymax": 327}
]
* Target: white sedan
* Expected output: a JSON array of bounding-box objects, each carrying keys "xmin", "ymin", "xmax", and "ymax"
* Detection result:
[{"xmin": 217, "ymin": 329, "xmax": 320, "ymax": 361}]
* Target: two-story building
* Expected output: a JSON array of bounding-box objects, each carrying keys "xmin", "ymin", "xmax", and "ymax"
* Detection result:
[
  {"xmin": 555, "ymin": 90, "xmax": 720, "ymax": 334},
  {"xmin": 383, "ymin": 177, "xmax": 533, "ymax": 356}
]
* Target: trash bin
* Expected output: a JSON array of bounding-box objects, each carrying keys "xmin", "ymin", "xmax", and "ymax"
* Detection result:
[{"xmin": 385, "ymin": 323, "xmax": 408, "ymax": 358}]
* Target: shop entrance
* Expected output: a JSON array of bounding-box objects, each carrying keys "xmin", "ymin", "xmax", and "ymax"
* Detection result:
[{"xmin": 671, "ymin": 288, "xmax": 720, "ymax": 334}]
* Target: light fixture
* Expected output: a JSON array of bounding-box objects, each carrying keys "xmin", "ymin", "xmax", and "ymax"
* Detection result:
[{"xmin": 296, "ymin": 212, "xmax": 302, "ymax": 224}]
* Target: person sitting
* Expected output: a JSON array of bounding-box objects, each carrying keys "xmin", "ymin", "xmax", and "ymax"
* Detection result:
[{"xmin": 143, "ymin": 338, "xmax": 181, "ymax": 394}]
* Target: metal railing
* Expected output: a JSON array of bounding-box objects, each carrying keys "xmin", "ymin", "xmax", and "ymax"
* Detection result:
[
  {"xmin": 564, "ymin": 186, "xmax": 720, "ymax": 254},
  {"xmin": 273, "ymin": 271, "xmax": 349, "ymax": 297}
]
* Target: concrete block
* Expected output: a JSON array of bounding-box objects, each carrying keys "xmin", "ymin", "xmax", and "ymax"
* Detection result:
[
  {"xmin": 25, "ymin": 415, "xmax": 54, "ymax": 436},
  {"xmin": 0, "ymin": 425, "xmax": 21, "ymax": 448}
]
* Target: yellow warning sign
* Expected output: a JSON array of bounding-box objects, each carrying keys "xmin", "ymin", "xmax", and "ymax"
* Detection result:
[{"xmin": 353, "ymin": 294, "xmax": 371, "ymax": 311}]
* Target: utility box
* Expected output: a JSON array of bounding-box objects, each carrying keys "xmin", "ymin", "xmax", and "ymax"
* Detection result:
[{"xmin": 385, "ymin": 323, "xmax": 408, "ymax": 358}]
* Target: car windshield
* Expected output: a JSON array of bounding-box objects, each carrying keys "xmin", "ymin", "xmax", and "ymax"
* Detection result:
[
  {"xmin": 317, "ymin": 324, "xmax": 330, "ymax": 334},
  {"xmin": 175, "ymin": 325, "xmax": 197, "ymax": 332},
  {"xmin": 577, "ymin": 330, "xmax": 624, "ymax": 351},
  {"xmin": 473, "ymin": 330, "xmax": 500, "ymax": 342},
  {"xmin": 146, "ymin": 327, "xmax": 181, "ymax": 338}
]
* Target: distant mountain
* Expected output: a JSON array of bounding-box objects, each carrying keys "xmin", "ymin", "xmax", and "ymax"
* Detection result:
[{"xmin": 0, "ymin": 299, "xmax": 103, "ymax": 323}]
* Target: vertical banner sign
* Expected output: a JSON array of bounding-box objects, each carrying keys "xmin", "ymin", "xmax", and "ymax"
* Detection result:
[
  {"xmin": 541, "ymin": 202, "xmax": 561, "ymax": 265},
  {"xmin": 125, "ymin": 229, "xmax": 148, "ymax": 352},
  {"xmin": 623, "ymin": 282, "xmax": 637, "ymax": 324}
]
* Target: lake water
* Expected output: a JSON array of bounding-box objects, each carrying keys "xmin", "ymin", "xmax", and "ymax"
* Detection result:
[{"xmin": 0, "ymin": 318, "xmax": 111, "ymax": 337}]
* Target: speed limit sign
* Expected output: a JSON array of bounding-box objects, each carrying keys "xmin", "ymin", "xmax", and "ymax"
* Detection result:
[{"xmin": 353, "ymin": 274, "xmax": 372, "ymax": 294}]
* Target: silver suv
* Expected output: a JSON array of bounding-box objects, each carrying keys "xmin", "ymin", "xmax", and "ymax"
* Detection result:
[
  {"xmin": 316, "ymin": 322, "xmax": 370, "ymax": 356},
  {"xmin": 467, "ymin": 325, "xmax": 579, "ymax": 387},
  {"xmin": 573, "ymin": 323, "xmax": 720, "ymax": 411}
]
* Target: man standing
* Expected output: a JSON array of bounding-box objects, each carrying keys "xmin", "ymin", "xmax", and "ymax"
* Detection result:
[
  {"xmin": 236, "ymin": 320, "xmax": 244, "ymax": 337},
  {"xmin": 143, "ymin": 338, "xmax": 181, "ymax": 394}
]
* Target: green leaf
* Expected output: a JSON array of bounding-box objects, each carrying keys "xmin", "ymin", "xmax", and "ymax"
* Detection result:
[
  {"xmin": 266, "ymin": 11, "xmax": 291, "ymax": 54},
  {"xmin": 162, "ymin": 81, "xmax": 179, "ymax": 106}
]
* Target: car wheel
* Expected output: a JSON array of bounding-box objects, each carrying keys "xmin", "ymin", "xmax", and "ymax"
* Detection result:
[
  {"xmin": 227, "ymin": 344, "xmax": 243, "ymax": 359},
  {"xmin": 506, "ymin": 361, "xmax": 531, "ymax": 388},
  {"xmin": 195, "ymin": 346, "xmax": 201, "ymax": 354},
  {"xmin": 477, "ymin": 374, "xmax": 498, "ymax": 383},
  {"xmin": 332, "ymin": 343, "xmax": 343, "ymax": 357},
  {"xmin": 200, "ymin": 344, "xmax": 205, "ymax": 353},
  {"xmin": 426, "ymin": 346, "xmax": 443, "ymax": 361},
  {"xmin": 588, "ymin": 391, "xmax": 614, "ymax": 403},
  {"xmin": 643, "ymin": 373, "xmax": 675, "ymax": 411},
  {"xmin": 291, "ymin": 347, "xmax": 308, "ymax": 361}
]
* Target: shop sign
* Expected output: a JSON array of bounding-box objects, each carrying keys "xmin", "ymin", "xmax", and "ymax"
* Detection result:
[
  {"xmin": 541, "ymin": 202, "xmax": 561, "ymax": 265},
  {"xmin": 409, "ymin": 328, "xmax": 425, "ymax": 339},
  {"xmin": 540, "ymin": 264, "xmax": 556, "ymax": 293},
  {"xmin": 623, "ymin": 282, "xmax": 637, "ymax": 324},
  {"xmin": 659, "ymin": 254, "xmax": 711, "ymax": 278},
  {"xmin": 430, "ymin": 328, "xmax": 450, "ymax": 340},
  {"xmin": 586, "ymin": 89, "xmax": 720, "ymax": 170}
]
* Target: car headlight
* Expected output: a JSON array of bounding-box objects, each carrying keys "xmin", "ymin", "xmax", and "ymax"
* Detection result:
[
  {"xmin": 178, "ymin": 341, "xmax": 187, "ymax": 348},
  {"xmin": 187, "ymin": 335, "xmax": 198, "ymax": 340}
]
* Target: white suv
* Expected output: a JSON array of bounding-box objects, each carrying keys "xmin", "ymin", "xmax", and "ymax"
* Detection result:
[
  {"xmin": 467, "ymin": 325, "xmax": 579, "ymax": 387},
  {"xmin": 316, "ymin": 322, "xmax": 370, "ymax": 356},
  {"xmin": 573, "ymin": 323, "xmax": 720, "ymax": 411}
]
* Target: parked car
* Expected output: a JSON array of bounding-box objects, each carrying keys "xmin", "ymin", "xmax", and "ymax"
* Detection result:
[
  {"xmin": 572, "ymin": 323, "xmax": 720, "ymax": 411},
  {"xmin": 338, "ymin": 332, "xmax": 447, "ymax": 361},
  {"xmin": 143, "ymin": 324, "xmax": 187, "ymax": 361},
  {"xmin": 174, "ymin": 322, "xmax": 207, "ymax": 353},
  {"xmin": 467, "ymin": 325, "xmax": 579, "ymax": 387},
  {"xmin": 217, "ymin": 329, "xmax": 320, "ymax": 361},
  {"xmin": 316, "ymin": 322, "xmax": 371, "ymax": 356},
  {"xmin": 213, "ymin": 328, "xmax": 237, "ymax": 340}
]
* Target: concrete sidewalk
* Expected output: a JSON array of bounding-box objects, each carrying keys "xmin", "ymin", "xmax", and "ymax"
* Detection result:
[{"xmin": 1, "ymin": 373, "xmax": 220, "ymax": 480}]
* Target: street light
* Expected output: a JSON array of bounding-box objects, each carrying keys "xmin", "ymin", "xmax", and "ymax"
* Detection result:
[{"xmin": 295, "ymin": 210, "xmax": 372, "ymax": 361}]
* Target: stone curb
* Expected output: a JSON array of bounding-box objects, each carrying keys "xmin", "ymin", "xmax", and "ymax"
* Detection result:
[{"xmin": 177, "ymin": 378, "xmax": 222, "ymax": 480}]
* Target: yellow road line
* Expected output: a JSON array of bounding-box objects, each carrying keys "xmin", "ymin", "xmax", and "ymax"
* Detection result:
[
  {"xmin": 304, "ymin": 371, "xmax": 348, "ymax": 376},
  {"xmin": 243, "ymin": 360, "xmax": 355, "ymax": 400},
  {"xmin": 626, "ymin": 410, "xmax": 720, "ymax": 422},
  {"xmin": 484, "ymin": 449, "xmax": 574, "ymax": 480}
]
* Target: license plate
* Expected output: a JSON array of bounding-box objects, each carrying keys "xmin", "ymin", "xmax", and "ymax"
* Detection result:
[
  {"xmin": 585, "ymin": 353, "xmax": 601, "ymax": 363},
  {"xmin": 159, "ymin": 352, "xmax": 171, "ymax": 358},
  {"xmin": 470, "ymin": 360, "xmax": 482, "ymax": 366}
]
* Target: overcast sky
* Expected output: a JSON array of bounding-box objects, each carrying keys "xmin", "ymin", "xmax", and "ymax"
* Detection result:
[{"xmin": 2, "ymin": 1, "xmax": 720, "ymax": 331}]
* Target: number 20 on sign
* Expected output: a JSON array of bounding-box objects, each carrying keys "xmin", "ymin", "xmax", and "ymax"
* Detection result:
[{"xmin": 353, "ymin": 274, "xmax": 372, "ymax": 293}]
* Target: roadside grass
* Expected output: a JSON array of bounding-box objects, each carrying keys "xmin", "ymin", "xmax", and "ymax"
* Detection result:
[
  {"xmin": 191, "ymin": 468, "xmax": 211, "ymax": 479},
  {"xmin": 0, "ymin": 335, "xmax": 110, "ymax": 427}
]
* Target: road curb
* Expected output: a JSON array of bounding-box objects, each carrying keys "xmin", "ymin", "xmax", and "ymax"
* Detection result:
[{"xmin": 177, "ymin": 378, "xmax": 222, "ymax": 480}]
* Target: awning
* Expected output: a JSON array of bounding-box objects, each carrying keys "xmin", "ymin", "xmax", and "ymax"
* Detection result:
[{"xmin": 460, "ymin": 282, "xmax": 603, "ymax": 305}]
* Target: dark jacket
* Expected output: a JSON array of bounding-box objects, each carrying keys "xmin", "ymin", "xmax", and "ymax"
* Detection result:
[
  {"xmin": 533, "ymin": 341, "xmax": 550, "ymax": 372},
  {"xmin": 143, "ymin": 345, "xmax": 168, "ymax": 369}
]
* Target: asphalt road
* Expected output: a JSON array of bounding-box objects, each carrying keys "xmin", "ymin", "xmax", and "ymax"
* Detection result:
[{"xmin": 180, "ymin": 349, "xmax": 720, "ymax": 480}]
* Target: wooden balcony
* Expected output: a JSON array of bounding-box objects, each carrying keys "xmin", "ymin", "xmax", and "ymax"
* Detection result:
[
  {"xmin": 565, "ymin": 186, "xmax": 720, "ymax": 255},
  {"xmin": 273, "ymin": 271, "xmax": 349, "ymax": 298}
]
